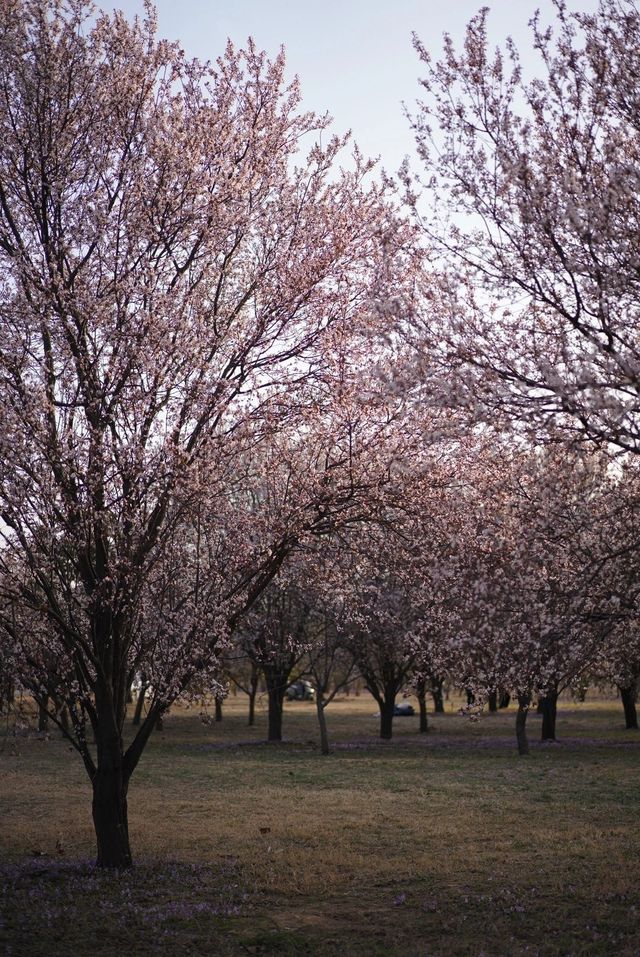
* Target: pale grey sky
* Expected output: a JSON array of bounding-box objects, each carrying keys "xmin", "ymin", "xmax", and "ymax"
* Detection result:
[{"xmin": 114, "ymin": 0, "xmax": 599, "ymax": 174}]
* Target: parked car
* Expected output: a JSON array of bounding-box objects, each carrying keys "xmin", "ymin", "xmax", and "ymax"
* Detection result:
[
  {"xmin": 393, "ymin": 702, "xmax": 415, "ymax": 716},
  {"xmin": 285, "ymin": 680, "xmax": 315, "ymax": 701}
]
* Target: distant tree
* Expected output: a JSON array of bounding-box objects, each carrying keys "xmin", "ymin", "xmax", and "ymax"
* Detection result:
[{"xmin": 238, "ymin": 575, "xmax": 310, "ymax": 743}]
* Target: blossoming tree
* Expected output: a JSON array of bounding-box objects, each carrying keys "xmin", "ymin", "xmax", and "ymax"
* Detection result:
[{"xmin": 0, "ymin": 0, "xmax": 418, "ymax": 867}]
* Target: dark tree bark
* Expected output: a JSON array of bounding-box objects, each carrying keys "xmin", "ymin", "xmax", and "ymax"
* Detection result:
[
  {"xmin": 516, "ymin": 693, "xmax": 530, "ymax": 756},
  {"xmin": 264, "ymin": 665, "xmax": 288, "ymax": 742},
  {"xmin": 58, "ymin": 704, "xmax": 71, "ymax": 736},
  {"xmin": 488, "ymin": 690, "xmax": 498, "ymax": 713},
  {"xmin": 415, "ymin": 678, "xmax": 429, "ymax": 733},
  {"xmin": 0, "ymin": 673, "xmax": 15, "ymax": 713},
  {"xmin": 215, "ymin": 697, "xmax": 223, "ymax": 722},
  {"xmin": 91, "ymin": 733, "xmax": 132, "ymax": 869},
  {"xmin": 430, "ymin": 676, "xmax": 445, "ymax": 713},
  {"xmin": 466, "ymin": 688, "xmax": 475, "ymax": 706},
  {"xmin": 89, "ymin": 676, "xmax": 136, "ymax": 870},
  {"xmin": 361, "ymin": 674, "xmax": 402, "ymax": 740},
  {"xmin": 499, "ymin": 691, "xmax": 511, "ymax": 709},
  {"xmin": 540, "ymin": 688, "xmax": 558, "ymax": 741},
  {"xmin": 618, "ymin": 683, "xmax": 639, "ymax": 730},
  {"xmin": 38, "ymin": 696, "xmax": 49, "ymax": 732},
  {"xmin": 248, "ymin": 663, "xmax": 259, "ymax": 726},
  {"xmin": 379, "ymin": 694, "xmax": 395, "ymax": 740}
]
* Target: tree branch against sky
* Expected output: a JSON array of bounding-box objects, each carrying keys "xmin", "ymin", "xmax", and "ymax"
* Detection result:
[
  {"xmin": 408, "ymin": 0, "xmax": 640, "ymax": 452},
  {"xmin": 115, "ymin": 0, "xmax": 599, "ymax": 181}
]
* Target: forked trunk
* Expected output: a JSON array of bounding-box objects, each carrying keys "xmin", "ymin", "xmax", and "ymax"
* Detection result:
[
  {"xmin": 516, "ymin": 694, "xmax": 530, "ymax": 756},
  {"xmin": 619, "ymin": 684, "xmax": 638, "ymax": 730}
]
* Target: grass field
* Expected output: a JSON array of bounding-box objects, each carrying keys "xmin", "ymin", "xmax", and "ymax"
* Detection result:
[{"xmin": 1, "ymin": 692, "xmax": 639, "ymax": 957}]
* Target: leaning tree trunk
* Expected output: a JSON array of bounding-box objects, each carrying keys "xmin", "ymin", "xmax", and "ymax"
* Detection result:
[
  {"xmin": 540, "ymin": 688, "xmax": 558, "ymax": 741},
  {"xmin": 91, "ymin": 719, "xmax": 132, "ymax": 869},
  {"xmin": 618, "ymin": 683, "xmax": 639, "ymax": 730},
  {"xmin": 58, "ymin": 702, "xmax": 71, "ymax": 736},
  {"xmin": 516, "ymin": 694, "xmax": 531, "ymax": 756}
]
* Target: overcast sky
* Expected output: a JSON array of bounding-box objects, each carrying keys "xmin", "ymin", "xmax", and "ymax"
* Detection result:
[{"xmin": 114, "ymin": 0, "xmax": 600, "ymax": 174}]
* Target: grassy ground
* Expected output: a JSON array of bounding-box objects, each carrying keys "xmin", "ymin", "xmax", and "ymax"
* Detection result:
[{"xmin": 1, "ymin": 692, "xmax": 639, "ymax": 957}]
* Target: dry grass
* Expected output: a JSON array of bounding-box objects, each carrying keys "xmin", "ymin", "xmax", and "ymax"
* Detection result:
[{"xmin": 1, "ymin": 691, "xmax": 639, "ymax": 956}]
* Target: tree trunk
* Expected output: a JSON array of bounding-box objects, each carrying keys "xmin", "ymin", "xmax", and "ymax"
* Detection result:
[
  {"xmin": 215, "ymin": 697, "xmax": 223, "ymax": 722},
  {"xmin": 417, "ymin": 688, "xmax": 429, "ymax": 733},
  {"xmin": 316, "ymin": 695, "xmax": 330, "ymax": 755},
  {"xmin": 38, "ymin": 696, "xmax": 49, "ymax": 732},
  {"xmin": 379, "ymin": 696, "xmax": 395, "ymax": 740},
  {"xmin": 431, "ymin": 677, "xmax": 445, "ymax": 713},
  {"xmin": 264, "ymin": 664, "xmax": 291, "ymax": 742},
  {"xmin": 540, "ymin": 688, "xmax": 558, "ymax": 741},
  {"xmin": 132, "ymin": 679, "xmax": 147, "ymax": 727},
  {"xmin": 619, "ymin": 683, "xmax": 639, "ymax": 730},
  {"xmin": 267, "ymin": 688, "xmax": 284, "ymax": 741},
  {"xmin": 0, "ymin": 677, "xmax": 14, "ymax": 712},
  {"xmin": 466, "ymin": 688, "xmax": 475, "ymax": 706},
  {"xmin": 488, "ymin": 690, "xmax": 498, "ymax": 713},
  {"xmin": 59, "ymin": 704, "xmax": 71, "ymax": 736},
  {"xmin": 516, "ymin": 694, "xmax": 530, "ymax": 756},
  {"xmin": 499, "ymin": 690, "xmax": 511, "ymax": 709},
  {"xmin": 248, "ymin": 665, "xmax": 259, "ymax": 726},
  {"xmin": 91, "ymin": 708, "xmax": 132, "ymax": 869}
]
